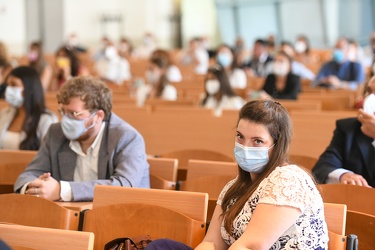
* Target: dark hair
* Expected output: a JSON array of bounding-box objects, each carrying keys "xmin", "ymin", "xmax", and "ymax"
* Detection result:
[
  {"xmin": 55, "ymin": 46, "xmax": 80, "ymax": 77},
  {"xmin": 7, "ymin": 66, "xmax": 47, "ymax": 150},
  {"xmin": 296, "ymin": 35, "xmax": 310, "ymax": 54},
  {"xmin": 29, "ymin": 41, "xmax": 46, "ymax": 75},
  {"xmin": 216, "ymin": 43, "xmax": 238, "ymax": 70},
  {"xmin": 201, "ymin": 64, "xmax": 237, "ymax": 105},
  {"xmin": 255, "ymin": 39, "xmax": 268, "ymax": 47},
  {"xmin": 149, "ymin": 56, "xmax": 169, "ymax": 97},
  {"xmin": 221, "ymin": 100, "xmax": 293, "ymax": 234}
]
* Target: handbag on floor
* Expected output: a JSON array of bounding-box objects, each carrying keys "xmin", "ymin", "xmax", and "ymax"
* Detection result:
[{"xmin": 104, "ymin": 235, "xmax": 152, "ymax": 250}]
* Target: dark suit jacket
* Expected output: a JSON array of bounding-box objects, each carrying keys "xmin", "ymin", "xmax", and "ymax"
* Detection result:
[{"xmin": 312, "ymin": 118, "xmax": 375, "ymax": 187}]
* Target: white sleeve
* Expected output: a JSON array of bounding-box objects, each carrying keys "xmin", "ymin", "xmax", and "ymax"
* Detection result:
[
  {"xmin": 162, "ymin": 85, "xmax": 178, "ymax": 101},
  {"xmin": 60, "ymin": 181, "xmax": 73, "ymax": 201},
  {"xmin": 326, "ymin": 168, "xmax": 353, "ymax": 184}
]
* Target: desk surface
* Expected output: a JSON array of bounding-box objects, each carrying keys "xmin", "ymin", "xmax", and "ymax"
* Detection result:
[{"xmin": 56, "ymin": 202, "xmax": 93, "ymax": 211}]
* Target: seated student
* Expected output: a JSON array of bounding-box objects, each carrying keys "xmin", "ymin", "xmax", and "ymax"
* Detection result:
[
  {"xmin": 151, "ymin": 49, "xmax": 182, "ymax": 82},
  {"xmin": 279, "ymin": 41, "xmax": 315, "ymax": 80},
  {"xmin": 242, "ymin": 39, "xmax": 274, "ymax": 77},
  {"xmin": 261, "ymin": 51, "xmax": 301, "ymax": 100},
  {"xmin": 14, "ymin": 76, "xmax": 150, "ymax": 201},
  {"xmin": 95, "ymin": 44, "xmax": 131, "ymax": 84},
  {"xmin": 312, "ymin": 75, "xmax": 375, "ymax": 188},
  {"xmin": 27, "ymin": 41, "xmax": 53, "ymax": 91},
  {"xmin": 180, "ymin": 37, "xmax": 209, "ymax": 75},
  {"xmin": 145, "ymin": 100, "xmax": 328, "ymax": 250},
  {"xmin": 136, "ymin": 56, "xmax": 177, "ymax": 107},
  {"xmin": 294, "ymin": 34, "xmax": 314, "ymax": 65},
  {"xmin": 311, "ymin": 37, "xmax": 365, "ymax": 90},
  {"xmin": 215, "ymin": 44, "xmax": 247, "ymax": 89},
  {"xmin": 199, "ymin": 64, "xmax": 246, "ymax": 117},
  {"xmin": 0, "ymin": 66, "xmax": 58, "ymax": 150},
  {"xmin": 52, "ymin": 46, "xmax": 88, "ymax": 90}
]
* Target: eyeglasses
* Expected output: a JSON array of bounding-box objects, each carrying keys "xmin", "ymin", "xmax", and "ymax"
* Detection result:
[{"xmin": 58, "ymin": 107, "xmax": 90, "ymax": 119}]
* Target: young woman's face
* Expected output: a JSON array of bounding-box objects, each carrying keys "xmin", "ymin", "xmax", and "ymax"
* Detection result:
[
  {"xmin": 7, "ymin": 75, "xmax": 23, "ymax": 88},
  {"xmin": 236, "ymin": 119, "xmax": 274, "ymax": 148}
]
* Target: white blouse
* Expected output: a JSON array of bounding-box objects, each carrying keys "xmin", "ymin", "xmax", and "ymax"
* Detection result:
[
  {"xmin": 229, "ymin": 68, "xmax": 247, "ymax": 89},
  {"xmin": 218, "ymin": 165, "xmax": 328, "ymax": 249}
]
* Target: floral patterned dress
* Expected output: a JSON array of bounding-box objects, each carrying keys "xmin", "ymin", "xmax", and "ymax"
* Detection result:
[{"xmin": 217, "ymin": 165, "xmax": 328, "ymax": 249}]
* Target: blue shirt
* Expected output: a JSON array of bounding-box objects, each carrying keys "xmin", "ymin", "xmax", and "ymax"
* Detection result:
[{"xmin": 312, "ymin": 60, "xmax": 365, "ymax": 89}]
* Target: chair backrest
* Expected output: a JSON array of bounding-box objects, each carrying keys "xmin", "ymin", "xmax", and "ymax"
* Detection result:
[
  {"xmin": 289, "ymin": 154, "xmax": 318, "ymax": 171},
  {"xmin": 185, "ymin": 159, "xmax": 238, "ymax": 180},
  {"xmin": 148, "ymin": 157, "xmax": 178, "ymax": 182},
  {"xmin": 0, "ymin": 194, "xmax": 80, "ymax": 230},
  {"xmin": 0, "ymin": 223, "xmax": 94, "ymax": 250},
  {"xmin": 0, "ymin": 150, "xmax": 37, "ymax": 193},
  {"xmin": 324, "ymin": 202, "xmax": 347, "ymax": 235},
  {"xmin": 82, "ymin": 203, "xmax": 205, "ymax": 250},
  {"xmin": 346, "ymin": 210, "xmax": 375, "ymax": 249},
  {"xmin": 318, "ymin": 184, "xmax": 375, "ymax": 216},
  {"xmin": 159, "ymin": 149, "xmax": 235, "ymax": 171},
  {"xmin": 92, "ymin": 186, "xmax": 208, "ymax": 222}
]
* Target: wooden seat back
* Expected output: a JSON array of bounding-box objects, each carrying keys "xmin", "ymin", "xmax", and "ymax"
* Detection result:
[
  {"xmin": 0, "ymin": 194, "xmax": 80, "ymax": 230},
  {"xmin": 346, "ymin": 210, "xmax": 375, "ymax": 249},
  {"xmin": 82, "ymin": 203, "xmax": 205, "ymax": 249},
  {"xmin": 318, "ymin": 184, "xmax": 375, "ymax": 216},
  {"xmin": 0, "ymin": 150, "xmax": 37, "ymax": 194},
  {"xmin": 148, "ymin": 157, "xmax": 178, "ymax": 190},
  {"xmin": 92, "ymin": 186, "xmax": 208, "ymax": 222},
  {"xmin": 0, "ymin": 223, "xmax": 94, "ymax": 250}
]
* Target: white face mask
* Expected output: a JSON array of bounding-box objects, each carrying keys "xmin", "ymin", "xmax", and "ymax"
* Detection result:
[
  {"xmin": 294, "ymin": 41, "xmax": 307, "ymax": 53},
  {"xmin": 105, "ymin": 46, "xmax": 119, "ymax": 61},
  {"xmin": 61, "ymin": 112, "xmax": 97, "ymax": 141},
  {"xmin": 5, "ymin": 86, "xmax": 24, "ymax": 108},
  {"xmin": 205, "ymin": 79, "xmax": 220, "ymax": 95},
  {"xmin": 273, "ymin": 62, "xmax": 289, "ymax": 76},
  {"xmin": 146, "ymin": 70, "xmax": 160, "ymax": 84}
]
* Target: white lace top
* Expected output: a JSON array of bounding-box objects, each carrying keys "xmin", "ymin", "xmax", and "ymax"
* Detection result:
[{"xmin": 217, "ymin": 164, "xmax": 328, "ymax": 249}]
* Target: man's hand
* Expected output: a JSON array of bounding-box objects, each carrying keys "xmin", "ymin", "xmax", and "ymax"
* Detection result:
[
  {"xmin": 340, "ymin": 172, "xmax": 371, "ymax": 187},
  {"xmin": 26, "ymin": 173, "xmax": 61, "ymax": 201},
  {"xmin": 358, "ymin": 109, "xmax": 375, "ymax": 138}
]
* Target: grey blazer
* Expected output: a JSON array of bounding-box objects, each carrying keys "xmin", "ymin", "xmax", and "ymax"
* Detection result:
[{"xmin": 14, "ymin": 112, "xmax": 150, "ymax": 201}]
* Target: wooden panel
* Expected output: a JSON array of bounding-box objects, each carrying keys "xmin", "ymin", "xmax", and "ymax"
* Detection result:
[
  {"xmin": 318, "ymin": 184, "xmax": 375, "ymax": 216},
  {"xmin": 324, "ymin": 202, "xmax": 347, "ymax": 235},
  {"xmin": 92, "ymin": 186, "xmax": 208, "ymax": 222},
  {"xmin": 148, "ymin": 157, "xmax": 178, "ymax": 182},
  {"xmin": 346, "ymin": 210, "xmax": 375, "ymax": 250},
  {"xmin": 0, "ymin": 194, "xmax": 80, "ymax": 230},
  {"xmin": 0, "ymin": 223, "xmax": 94, "ymax": 250},
  {"xmin": 82, "ymin": 203, "xmax": 205, "ymax": 250},
  {"xmin": 186, "ymin": 159, "xmax": 237, "ymax": 180}
]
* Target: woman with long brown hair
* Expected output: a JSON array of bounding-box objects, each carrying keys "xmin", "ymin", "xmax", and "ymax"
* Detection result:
[{"xmin": 145, "ymin": 100, "xmax": 328, "ymax": 249}]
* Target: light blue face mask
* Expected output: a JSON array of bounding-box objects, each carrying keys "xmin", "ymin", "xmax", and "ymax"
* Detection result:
[
  {"xmin": 61, "ymin": 112, "xmax": 97, "ymax": 141},
  {"xmin": 333, "ymin": 49, "xmax": 345, "ymax": 63},
  {"xmin": 234, "ymin": 141, "xmax": 274, "ymax": 173},
  {"xmin": 216, "ymin": 53, "xmax": 232, "ymax": 67}
]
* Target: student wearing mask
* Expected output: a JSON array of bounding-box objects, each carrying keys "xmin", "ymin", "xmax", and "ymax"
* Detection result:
[
  {"xmin": 27, "ymin": 41, "xmax": 53, "ymax": 91},
  {"xmin": 216, "ymin": 44, "xmax": 247, "ymax": 89},
  {"xmin": 151, "ymin": 49, "xmax": 182, "ymax": 83},
  {"xmin": 279, "ymin": 41, "xmax": 315, "ymax": 80},
  {"xmin": 242, "ymin": 39, "xmax": 274, "ymax": 77},
  {"xmin": 145, "ymin": 100, "xmax": 328, "ymax": 250},
  {"xmin": 136, "ymin": 56, "xmax": 177, "ymax": 106},
  {"xmin": 294, "ymin": 35, "xmax": 313, "ymax": 65},
  {"xmin": 95, "ymin": 44, "xmax": 131, "ymax": 84},
  {"xmin": 262, "ymin": 51, "xmax": 301, "ymax": 100},
  {"xmin": 199, "ymin": 64, "xmax": 245, "ymax": 117},
  {"xmin": 311, "ymin": 37, "xmax": 365, "ymax": 89},
  {"xmin": 14, "ymin": 76, "xmax": 150, "ymax": 201},
  {"xmin": 0, "ymin": 66, "xmax": 58, "ymax": 150}
]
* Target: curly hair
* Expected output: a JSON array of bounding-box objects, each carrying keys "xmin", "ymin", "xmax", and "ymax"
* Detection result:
[{"xmin": 57, "ymin": 76, "xmax": 112, "ymax": 120}]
